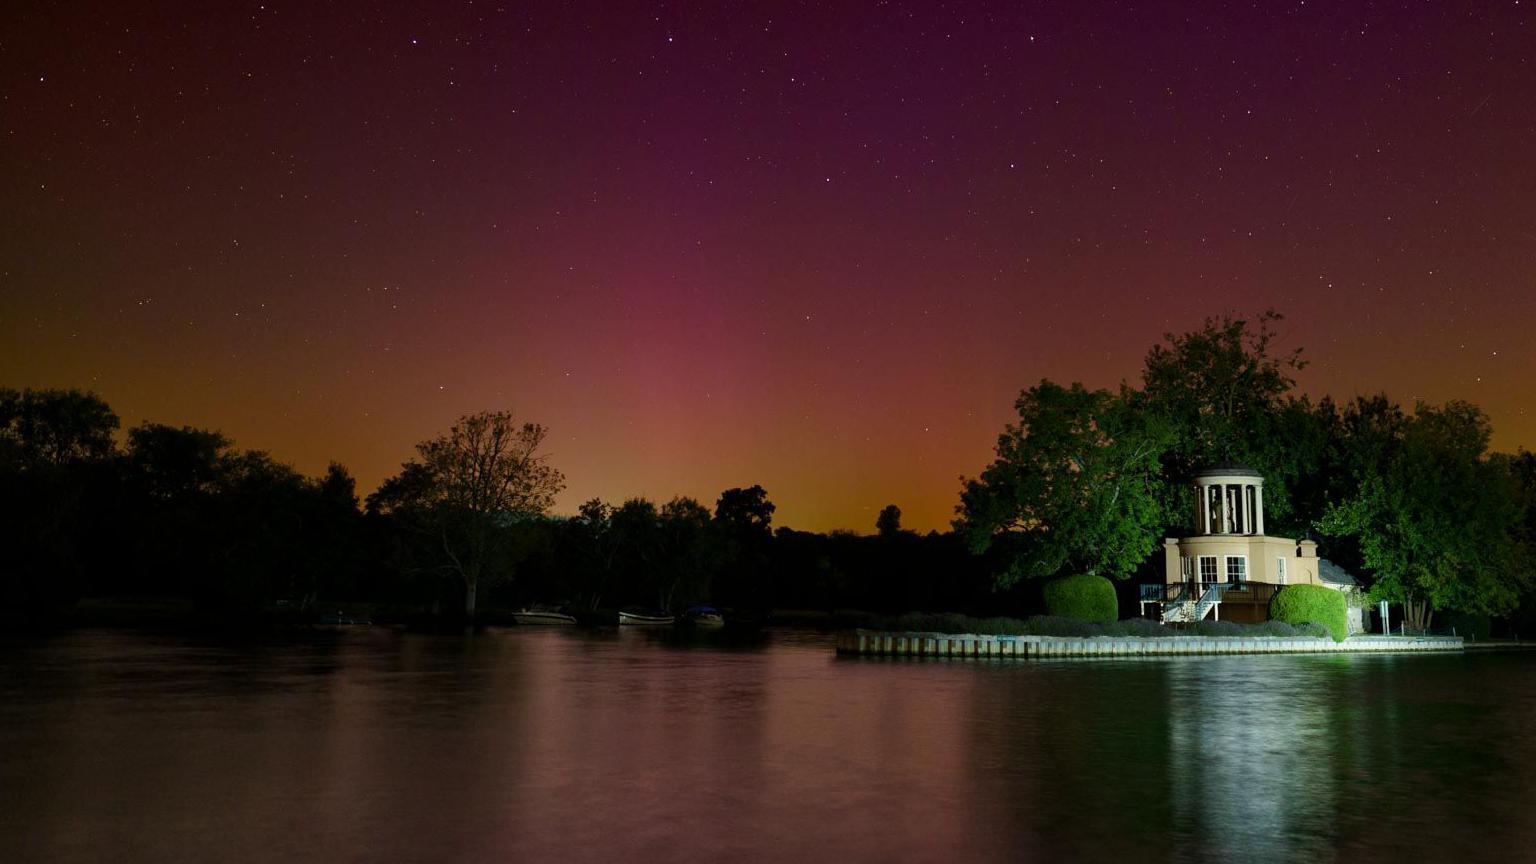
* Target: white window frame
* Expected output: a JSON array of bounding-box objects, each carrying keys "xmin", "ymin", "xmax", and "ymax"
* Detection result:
[
  {"xmin": 1181, "ymin": 557, "xmax": 1193, "ymax": 581},
  {"xmin": 1199, "ymin": 556, "xmax": 1219, "ymax": 584},
  {"xmin": 1225, "ymin": 555, "xmax": 1247, "ymax": 584}
]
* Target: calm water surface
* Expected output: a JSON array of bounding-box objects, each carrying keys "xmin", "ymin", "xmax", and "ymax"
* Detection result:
[{"xmin": 2, "ymin": 628, "xmax": 1534, "ymax": 863}]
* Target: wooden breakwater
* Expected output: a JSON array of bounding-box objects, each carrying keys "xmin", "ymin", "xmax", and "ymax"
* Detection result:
[{"xmin": 835, "ymin": 630, "xmax": 1464, "ymax": 658}]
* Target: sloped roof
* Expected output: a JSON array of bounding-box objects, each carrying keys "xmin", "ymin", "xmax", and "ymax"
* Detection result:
[{"xmin": 1318, "ymin": 558, "xmax": 1358, "ymax": 586}]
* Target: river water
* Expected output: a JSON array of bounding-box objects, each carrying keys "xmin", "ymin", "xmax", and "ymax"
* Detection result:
[{"xmin": 2, "ymin": 628, "xmax": 1533, "ymax": 863}]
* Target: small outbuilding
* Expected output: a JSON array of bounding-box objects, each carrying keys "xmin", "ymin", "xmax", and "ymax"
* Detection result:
[{"xmin": 1318, "ymin": 558, "xmax": 1368, "ymax": 634}]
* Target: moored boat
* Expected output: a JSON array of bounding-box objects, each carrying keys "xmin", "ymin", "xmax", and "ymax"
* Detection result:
[
  {"xmin": 512, "ymin": 608, "xmax": 578, "ymax": 625},
  {"xmin": 681, "ymin": 605, "xmax": 725, "ymax": 627},
  {"xmin": 617, "ymin": 609, "xmax": 674, "ymax": 626}
]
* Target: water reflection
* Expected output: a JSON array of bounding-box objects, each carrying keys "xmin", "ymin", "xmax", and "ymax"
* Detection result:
[
  {"xmin": 1165, "ymin": 657, "xmax": 1342, "ymax": 862},
  {"xmin": 2, "ymin": 632, "xmax": 1534, "ymax": 863}
]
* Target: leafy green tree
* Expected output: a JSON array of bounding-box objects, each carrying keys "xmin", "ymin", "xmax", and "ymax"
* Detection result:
[
  {"xmin": 1319, "ymin": 401, "xmax": 1524, "ymax": 630},
  {"xmin": 956, "ymin": 380, "xmax": 1172, "ymax": 588},
  {"xmin": 1141, "ymin": 311, "xmax": 1311, "ymax": 531},
  {"xmin": 1511, "ymin": 450, "xmax": 1536, "ymax": 558},
  {"xmin": 1507, "ymin": 451, "xmax": 1536, "ymax": 635},
  {"xmin": 1287, "ymin": 394, "xmax": 1410, "ymax": 573}
]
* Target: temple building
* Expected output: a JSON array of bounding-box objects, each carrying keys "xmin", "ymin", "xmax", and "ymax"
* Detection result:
[{"xmin": 1143, "ymin": 463, "xmax": 1321, "ymax": 624}]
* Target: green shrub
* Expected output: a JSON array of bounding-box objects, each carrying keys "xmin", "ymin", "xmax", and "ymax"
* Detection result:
[
  {"xmin": 1021, "ymin": 615, "xmax": 1099, "ymax": 637},
  {"xmin": 1248, "ymin": 619, "xmax": 1329, "ymax": 638},
  {"xmin": 1042, "ymin": 574, "xmax": 1118, "ymax": 622},
  {"xmin": 1105, "ymin": 618, "xmax": 1167, "ymax": 637},
  {"xmin": 1269, "ymin": 585, "xmax": 1348, "ymax": 642},
  {"xmin": 1191, "ymin": 620, "xmax": 1246, "ymax": 637},
  {"xmin": 971, "ymin": 616, "xmax": 1031, "ymax": 636}
]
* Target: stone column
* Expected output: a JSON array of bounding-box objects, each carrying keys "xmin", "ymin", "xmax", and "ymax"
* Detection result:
[{"xmin": 1254, "ymin": 485, "xmax": 1264, "ymax": 535}]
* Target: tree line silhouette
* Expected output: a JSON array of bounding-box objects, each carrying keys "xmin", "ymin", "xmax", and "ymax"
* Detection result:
[
  {"xmin": 4, "ymin": 312, "xmax": 1535, "ymax": 632},
  {"xmin": 0, "ymin": 390, "xmax": 995, "ymax": 626}
]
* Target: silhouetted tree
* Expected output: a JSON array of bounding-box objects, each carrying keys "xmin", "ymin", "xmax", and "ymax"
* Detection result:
[
  {"xmin": 126, "ymin": 424, "xmax": 232, "ymax": 493},
  {"xmin": 297, "ymin": 463, "xmax": 366, "ymax": 608},
  {"xmin": 610, "ymin": 497, "xmax": 661, "ymax": 607},
  {"xmin": 120, "ymin": 425, "xmax": 366, "ymax": 612},
  {"xmin": 564, "ymin": 498, "xmax": 617, "ymax": 610},
  {"xmin": 875, "ymin": 504, "xmax": 903, "ymax": 537},
  {"xmin": 122, "ymin": 424, "xmax": 237, "ymax": 596},
  {"xmin": 373, "ymin": 411, "xmax": 565, "ymax": 619},
  {"xmin": 0, "ymin": 388, "xmax": 121, "ymax": 612},
  {"xmin": 714, "ymin": 485, "xmax": 776, "ymax": 609},
  {"xmin": 0, "ymin": 388, "xmax": 119, "ymax": 467},
  {"xmin": 714, "ymin": 485, "xmax": 775, "ymax": 533},
  {"xmin": 656, "ymin": 496, "xmax": 714, "ymax": 611}
]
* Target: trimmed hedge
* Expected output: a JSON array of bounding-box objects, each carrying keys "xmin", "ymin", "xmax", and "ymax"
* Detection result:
[
  {"xmin": 1269, "ymin": 584, "xmax": 1348, "ymax": 642},
  {"xmin": 1042, "ymin": 574, "xmax": 1118, "ymax": 623}
]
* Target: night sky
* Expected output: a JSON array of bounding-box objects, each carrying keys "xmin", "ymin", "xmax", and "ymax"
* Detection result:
[{"xmin": 3, "ymin": 1, "xmax": 1533, "ymax": 532}]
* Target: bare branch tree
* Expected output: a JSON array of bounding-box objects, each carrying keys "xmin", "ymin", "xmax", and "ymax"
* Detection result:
[{"xmin": 382, "ymin": 411, "xmax": 565, "ymax": 619}]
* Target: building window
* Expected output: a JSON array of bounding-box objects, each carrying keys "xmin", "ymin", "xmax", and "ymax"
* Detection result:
[
  {"xmin": 1199, "ymin": 556, "xmax": 1218, "ymax": 584},
  {"xmin": 1276, "ymin": 557, "xmax": 1287, "ymax": 584},
  {"xmin": 1181, "ymin": 557, "xmax": 1193, "ymax": 581},
  {"xmin": 1226, "ymin": 556, "xmax": 1246, "ymax": 584}
]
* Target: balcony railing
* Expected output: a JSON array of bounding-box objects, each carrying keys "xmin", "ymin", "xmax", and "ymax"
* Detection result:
[
  {"xmin": 1217, "ymin": 582, "xmax": 1282, "ymax": 606},
  {"xmin": 1140, "ymin": 581, "xmax": 1282, "ymax": 605}
]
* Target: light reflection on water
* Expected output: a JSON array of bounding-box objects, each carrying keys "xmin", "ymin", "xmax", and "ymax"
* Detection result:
[{"xmin": 2, "ymin": 629, "xmax": 1533, "ymax": 863}]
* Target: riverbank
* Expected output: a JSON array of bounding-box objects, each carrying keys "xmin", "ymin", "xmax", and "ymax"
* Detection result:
[
  {"xmin": 836, "ymin": 630, "xmax": 1464, "ymax": 658},
  {"xmin": 1462, "ymin": 639, "xmax": 1536, "ymax": 652}
]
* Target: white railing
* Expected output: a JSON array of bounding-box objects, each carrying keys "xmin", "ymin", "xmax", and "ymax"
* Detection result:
[
  {"xmin": 1158, "ymin": 583, "xmax": 1227, "ymax": 623},
  {"xmin": 1192, "ymin": 583, "xmax": 1227, "ymax": 621}
]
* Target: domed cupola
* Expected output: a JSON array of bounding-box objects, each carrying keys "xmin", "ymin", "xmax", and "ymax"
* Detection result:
[{"xmin": 1191, "ymin": 463, "xmax": 1264, "ymax": 536}]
